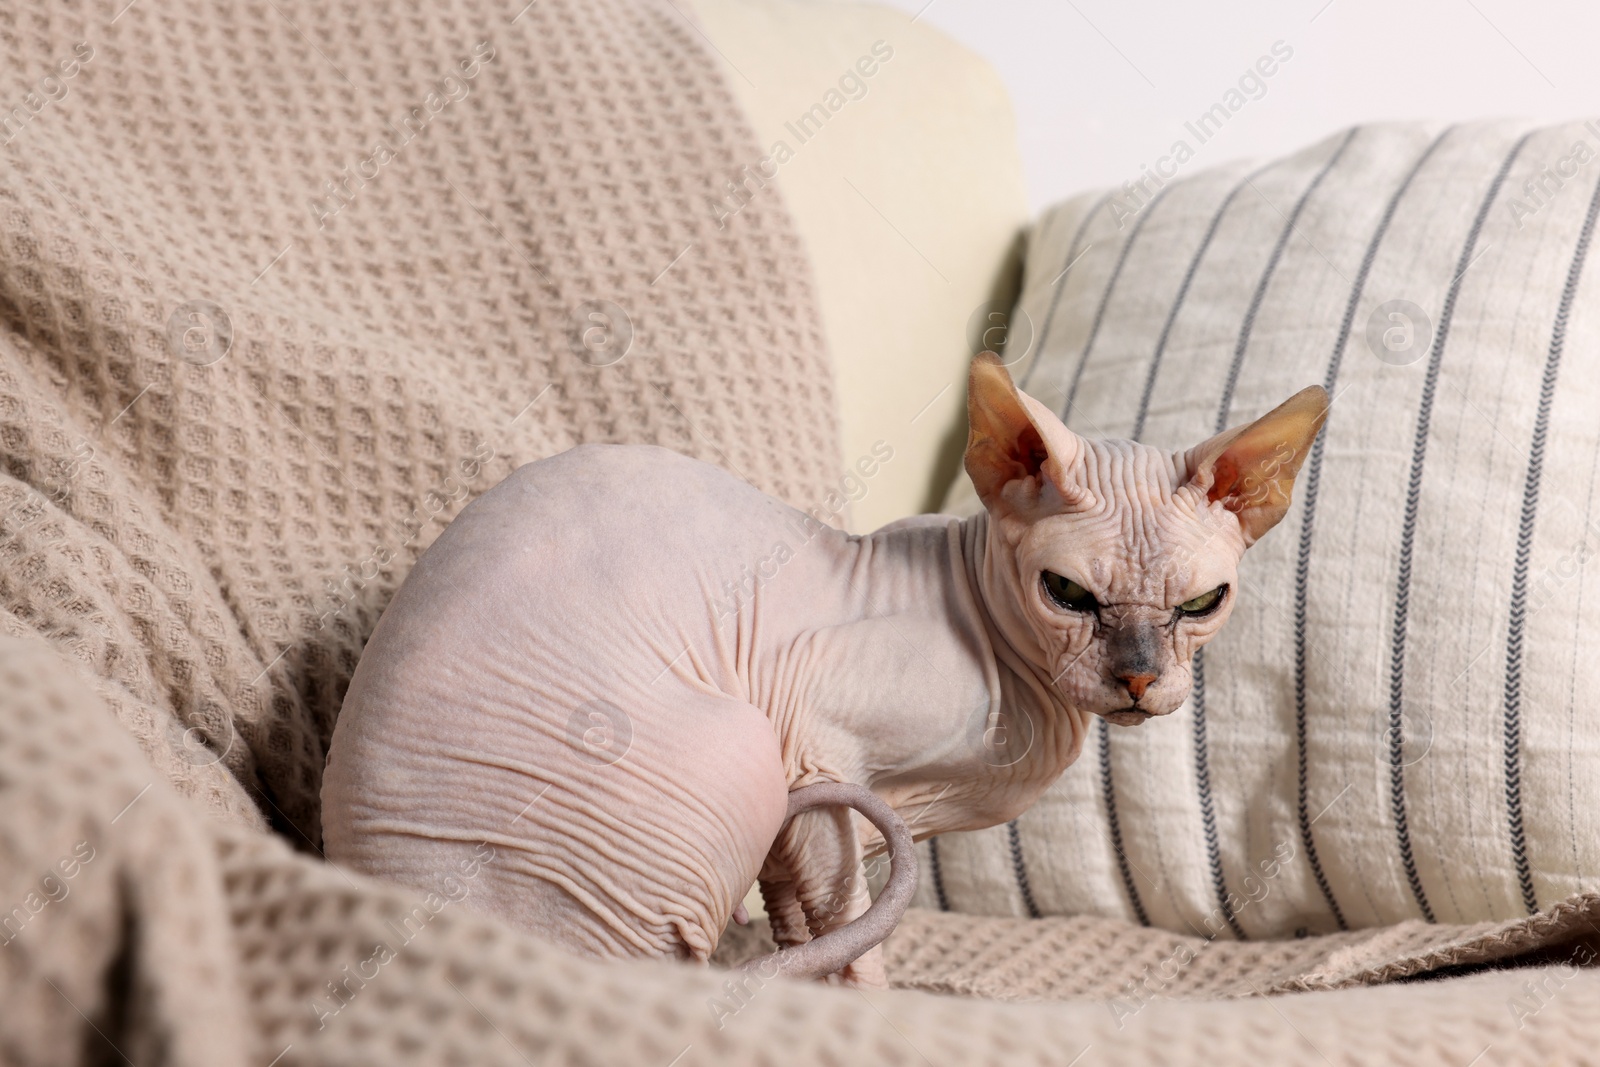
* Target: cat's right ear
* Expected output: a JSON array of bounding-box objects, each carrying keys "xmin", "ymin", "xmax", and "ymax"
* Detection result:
[
  {"xmin": 1181, "ymin": 385, "xmax": 1328, "ymax": 546},
  {"xmin": 964, "ymin": 352, "xmax": 1086, "ymax": 512}
]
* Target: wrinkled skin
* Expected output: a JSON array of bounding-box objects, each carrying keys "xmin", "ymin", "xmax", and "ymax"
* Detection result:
[{"xmin": 321, "ymin": 354, "xmax": 1327, "ymax": 985}]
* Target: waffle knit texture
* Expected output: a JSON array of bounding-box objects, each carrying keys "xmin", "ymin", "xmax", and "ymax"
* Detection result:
[{"xmin": 2, "ymin": 3, "xmax": 1597, "ymax": 1063}]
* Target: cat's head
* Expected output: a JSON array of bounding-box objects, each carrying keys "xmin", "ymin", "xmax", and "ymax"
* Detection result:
[{"xmin": 964, "ymin": 353, "xmax": 1327, "ymax": 727}]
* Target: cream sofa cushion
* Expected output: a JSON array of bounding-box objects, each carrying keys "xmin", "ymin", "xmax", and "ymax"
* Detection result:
[{"xmin": 690, "ymin": 0, "xmax": 1029, "ymax": 531}]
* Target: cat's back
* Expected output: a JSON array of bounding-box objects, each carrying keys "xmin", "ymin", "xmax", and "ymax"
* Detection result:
[
  {"xmin": 443, "ymin": 443, "xmax": 774, "ymax": 582},
  {"xmin": 336, "ymin": 443, "xmax": 784, "ymax": 700}
]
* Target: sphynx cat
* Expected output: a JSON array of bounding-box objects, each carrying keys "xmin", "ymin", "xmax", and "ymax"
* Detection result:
[{"xmin": 322, "ymin": 353, "xmax": 1328, "ymax": 986}]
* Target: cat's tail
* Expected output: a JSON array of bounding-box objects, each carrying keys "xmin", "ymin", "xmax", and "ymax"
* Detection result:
[{"xmin": 739, "ymin": 781, "xmax": 918, "ymax": 982}]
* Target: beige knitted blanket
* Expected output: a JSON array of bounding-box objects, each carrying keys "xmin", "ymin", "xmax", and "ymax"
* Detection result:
[{"xmin": 2, "ymin": 2, "xmax": 1597, "ymax": 1064}]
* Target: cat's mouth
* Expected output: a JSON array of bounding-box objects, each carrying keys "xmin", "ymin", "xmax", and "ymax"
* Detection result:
[{"xmin": 1102, "ymin": 708, "xmax": 1153, "ymax": 727}]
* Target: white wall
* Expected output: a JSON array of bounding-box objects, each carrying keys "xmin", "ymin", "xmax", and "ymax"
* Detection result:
[{"xmin": 878, "ymin": 0, "xmax": 1600, "ymax": 214}]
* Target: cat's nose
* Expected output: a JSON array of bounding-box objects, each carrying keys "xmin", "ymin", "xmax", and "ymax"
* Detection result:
[{"xmin": 1117, "ymin": 672, "xmax": 1158, "ymax": 701}]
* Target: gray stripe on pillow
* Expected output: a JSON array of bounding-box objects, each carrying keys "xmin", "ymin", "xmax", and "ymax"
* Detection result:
[
  {"xmin": 1291, "ymin": 126, "xmax": 1456, "ymax": 933},
  {"xmin": 1098, "ymin": 717, "xmax": 1152, "ymax": 925},
  {"xmin": 936, "ymin": 187, "xmax": 1146, "ymax": 925},
  {"xmin": 1388, "ymin": 131, "xmax": 1533, "ymax": 924},
  {"xmin": 1189, "ymin": 654, "xmax": 1246, "ymax": 938},
  {"xmin": 1131, "ymin": 165, "xmax": 1274, "ymax": 440},
  {"xmin": 1057, "ymin": 184, "xmax": 1176, "ymax": 422},
  {"xmin": 1194, "ymin": 129, "xmax": 1359, "ymax": 940},
  {"xmin": 1022, "ymin": 191, "xmax": 1115, "ymax": 392},
  {"xmin": 1056, "ymin": 179, "xmax": 1189, "ymax": 928},
  {"xmin": 927, "ymin": 836, "xmax": 952, "ymax": 912},
  {"xmin": 1502, "ymin": 164, "xmax": 1600, "ymax": 915},
  {"xmin": 1104, "ymin": 162, "xmax": 1276, "ymax": 929},
  {"xmin": 1006, "ymin": 819, "xmax": 1043, "ymax": 918},
  {"xmin": 1216, "ymin": 128, "xmax": 1360, "ymax": 434}
]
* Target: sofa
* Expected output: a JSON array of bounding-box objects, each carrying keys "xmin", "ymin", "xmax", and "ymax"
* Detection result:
[{"xmin": 3, "ymin": 0, "xmax": 1597, "ymax": 1064}]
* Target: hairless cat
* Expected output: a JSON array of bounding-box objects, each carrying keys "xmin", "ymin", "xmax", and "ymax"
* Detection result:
[{"xmin": 322, "ymin": 353, "xmax": 1328, "ymax": 986}]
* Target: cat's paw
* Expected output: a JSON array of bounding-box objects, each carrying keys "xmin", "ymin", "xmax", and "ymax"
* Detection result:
[{"xmin": 823, "ymin": 946, "xmax": 888, "ymax": 989}]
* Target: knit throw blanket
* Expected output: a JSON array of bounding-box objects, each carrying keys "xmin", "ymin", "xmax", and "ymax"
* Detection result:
[{"xmin": 2, "ymin": 2, "xmax": 1596, "ymax": 1065}]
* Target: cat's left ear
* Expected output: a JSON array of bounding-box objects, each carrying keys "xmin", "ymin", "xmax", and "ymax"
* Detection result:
[
  {"xmin": 1183, "ymin": 386, "xmax": 1329, "ymax": 546},
  {"xmin": 965, "ymin": 352, "xmax": 1087, "ymax": 512}
]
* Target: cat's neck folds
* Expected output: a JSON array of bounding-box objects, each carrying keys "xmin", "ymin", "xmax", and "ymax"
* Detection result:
[{"xmin": 956, "ymin": 510, "xmax": 1087, "ymax": 761}]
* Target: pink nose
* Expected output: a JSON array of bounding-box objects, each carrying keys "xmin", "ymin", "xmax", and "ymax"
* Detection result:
[{"xmin": 1118, "ymin": 673, "xmax": 1157, "ymax": 701}]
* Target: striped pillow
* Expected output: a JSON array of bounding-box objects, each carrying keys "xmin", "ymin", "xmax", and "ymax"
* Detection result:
[{"xmin": 923, "ymin": 120, "xmax": 1600, "ymax": 937}]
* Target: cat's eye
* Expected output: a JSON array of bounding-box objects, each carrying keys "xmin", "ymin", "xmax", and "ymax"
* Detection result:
[
  {"xmin": 1177, "ymin": 584, "xmax": 1228, "ymax": 617},
  {"xmin": 1041, "ymin": 571, "xmax": 1098, "ymax": 613}
]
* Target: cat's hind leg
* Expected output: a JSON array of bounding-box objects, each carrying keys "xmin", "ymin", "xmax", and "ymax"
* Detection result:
[{"xmin": 757, "ymin": 797, "xmax": 888, "ymax": 987}]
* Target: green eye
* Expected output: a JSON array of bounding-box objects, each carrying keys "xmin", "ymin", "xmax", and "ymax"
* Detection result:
[
  {"xmin": 1177, "ymin": 584, "xmax": 1227, "ymax": 617},
  {"xmin": 1042, "ymin": 571, "xmax": 1098, "ymax": 612}
]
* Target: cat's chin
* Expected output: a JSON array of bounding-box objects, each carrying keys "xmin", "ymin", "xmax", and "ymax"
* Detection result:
[{"xmin": 1102, "ymin": 708, "xmax": 1153, "ymax": 727}]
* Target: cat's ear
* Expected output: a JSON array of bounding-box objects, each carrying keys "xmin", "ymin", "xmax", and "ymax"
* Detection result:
[
  {"xmin": 1183, "ymin": 386, "xmax": 1329, "ymax": 546},
  {"xmin": 964, "ymin": 352, "xmax": 1086, "ymax": 511}
]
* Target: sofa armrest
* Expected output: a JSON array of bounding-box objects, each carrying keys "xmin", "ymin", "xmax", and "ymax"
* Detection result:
[{"xmin": 691, "ymin": 0, "xmax": 1029, "ymax": 529}]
